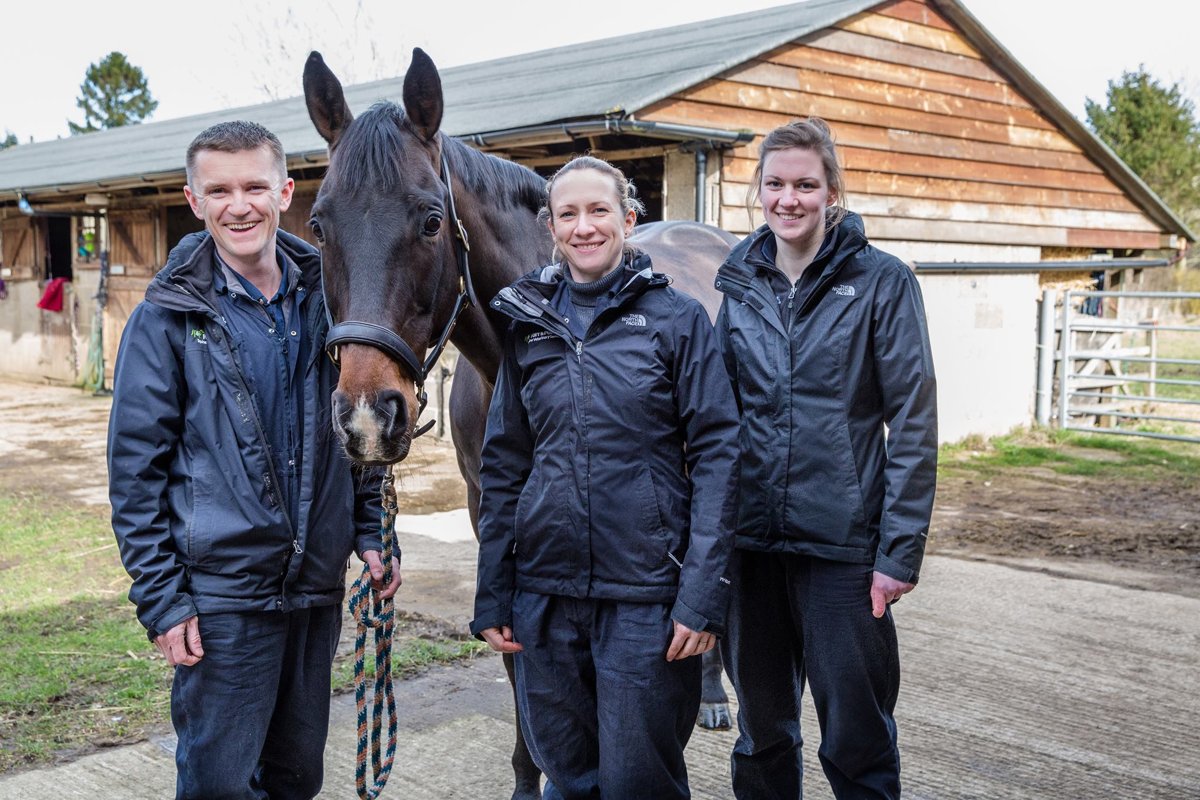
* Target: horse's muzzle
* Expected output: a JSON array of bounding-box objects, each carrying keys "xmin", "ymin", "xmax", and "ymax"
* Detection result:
[{"xmin": 331, "ymin": 389, "xmax": 413, "ymax": 465}]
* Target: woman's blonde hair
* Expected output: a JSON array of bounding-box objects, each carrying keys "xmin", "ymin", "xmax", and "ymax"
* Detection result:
[{"xmin": 540, "ymin": 155, "xmax": 646, "ymax": 263}]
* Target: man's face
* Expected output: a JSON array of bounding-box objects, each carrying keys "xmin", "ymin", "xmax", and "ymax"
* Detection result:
[{"xmin": 183, "ymin": 145, "xmax": 294, "ymax": 273}]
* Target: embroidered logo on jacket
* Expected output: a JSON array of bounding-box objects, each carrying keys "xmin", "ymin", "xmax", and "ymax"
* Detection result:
[
  {"xmin": 622, "ymin": 314, "xmax": 647, "ymax": 327},
  {"xmin": 189, "ymin": 327, "xmax": 208, "ymax": 345},
  {"xmin": 524, "ymin": 330, "xmax": 556, "ymax": 345},
  {"xmin": 831, "ymin": 284, "xmax": 856, "ymax": 297}
]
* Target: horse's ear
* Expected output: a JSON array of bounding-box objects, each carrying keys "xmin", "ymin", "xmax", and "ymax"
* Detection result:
[
  {"xmin": 403, "ymin": 48, "xmax": 444, "ymax": 143},
  {"xmin": 304, "ymin": 51, "xmax": 354, "ymax": 147}
]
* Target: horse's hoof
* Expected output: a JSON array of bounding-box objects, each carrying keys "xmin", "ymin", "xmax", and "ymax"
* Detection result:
[
  {"xmin": 510, "ymin": 787, "xmax": 541, "ymax": 800},
  {"xmin": 696, "ymin": 702, "xmax": 732, "ymax": 731}
]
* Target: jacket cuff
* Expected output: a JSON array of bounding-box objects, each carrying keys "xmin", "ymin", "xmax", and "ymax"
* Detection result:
[
  {"xmin": 469, "ymin": 606, "xmax": 512, "ymax": 640},
  {"xmin": 873, "ymin": 551, "xmax": 920, "ymax": 585},
  {"xmin": 670, "ymin": 597, "xmax": 725, "ymax": 638},
  {"xmin": 148, "ymin": 597, "xmax": 198, "ymax": 641}
]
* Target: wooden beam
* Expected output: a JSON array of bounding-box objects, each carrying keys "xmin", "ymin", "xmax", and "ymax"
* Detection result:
[
  {"xmin": 676, "ymin": 82, "xmax": 1080, "ymax": 152},
  {"xmin": 802, "ymin": 28, "xmax": 1002, "ymax": 82},
  {"xmin": 764, "ymin": 44, "xmax": 1033, "ymax": 109},
  {"xmin": 836, "ymin": 11, "xmax": 982, "ymax": 58},
  {"xmin": 858, "ymin": 214, "xmax": 1164, "ymax": 249},
  {"xmin": 876, "ymin": 0, "xmax": 956, "ymax": 32},
  {"xmin": 837, "ymin": 146, "xmax": 1122, "ymax": 193},
  {"xmin": 724, "ymin": 60, "xmax": 1055, "ymax": 130},
  {"xmin": 841, "ymin": 171, "xmax": 1144, "ymax": 213}
]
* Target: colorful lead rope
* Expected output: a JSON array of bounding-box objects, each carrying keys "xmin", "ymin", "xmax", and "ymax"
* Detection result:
[{"xmin": 350, "ymin": 465, "xmax": 399, "ymax": 799}]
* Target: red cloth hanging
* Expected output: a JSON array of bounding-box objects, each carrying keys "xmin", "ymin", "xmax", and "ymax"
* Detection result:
[{"xmin": 36, "ymin": 277, "xmax": 70, "ymax": 312}]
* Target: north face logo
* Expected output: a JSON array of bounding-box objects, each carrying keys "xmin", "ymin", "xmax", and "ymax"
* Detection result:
[
  {"xmin": 832, "ymin": 285, "xmax": 856, "ymax": 297},
  {"xmin": 525, "ymin": 331, "xmax": 556, "ymax": 345},
  {"xmin": 622, "ymin": 314, "xmax": 647, "ymax": 327}
]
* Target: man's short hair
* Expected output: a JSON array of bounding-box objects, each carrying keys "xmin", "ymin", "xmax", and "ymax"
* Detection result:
[{"xmin": 185, "ymin": 121, "xmax": 287, "ymax": 186}]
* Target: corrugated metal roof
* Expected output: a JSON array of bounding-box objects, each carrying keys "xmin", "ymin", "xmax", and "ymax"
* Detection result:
[{"xmin": 0, "ymin": 0, "xmax": 872, "ymax": 195}]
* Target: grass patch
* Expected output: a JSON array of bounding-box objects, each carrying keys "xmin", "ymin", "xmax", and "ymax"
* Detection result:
[
  {"xmin": 331, "ymin": 635, "xmax": 488, "ymax": 691},
  {"xmin": 0, "ymin": 493, "xmax": 129, "ymax": 611},
  {"xmin": 939, "ymin": 427, "xmax": 1200, "ymax": 481},
  {"xmin": 0, "ymin": 596, "xmax": 170, "ymax": 773},
  {"xmin": 0, "ymin": 491, "xmax": 488, "ymax": 774}
]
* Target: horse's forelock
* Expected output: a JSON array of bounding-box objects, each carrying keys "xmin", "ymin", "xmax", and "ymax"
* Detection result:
[{"xmin": 328, "ymin": 102, "xmax": 411, "ymax": 192}]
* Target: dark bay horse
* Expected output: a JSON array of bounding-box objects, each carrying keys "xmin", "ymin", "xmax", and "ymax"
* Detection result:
[{"xmin": 304, "ymin": 48, "xmax": 736, "ymax": 799}]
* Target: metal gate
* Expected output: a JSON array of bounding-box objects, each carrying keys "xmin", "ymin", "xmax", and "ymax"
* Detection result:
[{"xmin": 1038, "ymin": 289, "xmax": 1200, "ymax": 444}]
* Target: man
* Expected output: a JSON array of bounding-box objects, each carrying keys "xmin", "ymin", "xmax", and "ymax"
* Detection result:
[{"xmin": 108, "ymin": 120, "xmax": 400, "ymax": 799}]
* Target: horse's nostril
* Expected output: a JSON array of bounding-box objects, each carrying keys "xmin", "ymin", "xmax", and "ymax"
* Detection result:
[{"xmin": 376, "ymin": 390, "xmax": 409, "ymax": 438}]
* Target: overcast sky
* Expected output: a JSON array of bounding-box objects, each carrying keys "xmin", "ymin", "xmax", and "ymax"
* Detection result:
[{"xmin": 2, "ymin": 0, "xmax": 1197, "ymax": 145}]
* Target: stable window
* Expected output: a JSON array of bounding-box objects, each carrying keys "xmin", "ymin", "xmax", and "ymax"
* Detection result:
[{"xmin": 76, "ymin": 216, "xmax": 97, "ymax": 262}]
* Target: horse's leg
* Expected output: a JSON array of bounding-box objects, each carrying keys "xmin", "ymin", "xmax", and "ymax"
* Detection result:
[
  {"xmin": 697, "ymin": 646, "xmax": 732, "ymax": 730},
  {"xmin": 450, "ymin": 358, "xmax": 542, "ymax": 800}
]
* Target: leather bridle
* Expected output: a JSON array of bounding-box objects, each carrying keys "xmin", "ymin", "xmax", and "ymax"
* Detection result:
[{"xmin": 322, "ymin": 152, "xmax": 477, "ymax": 435}]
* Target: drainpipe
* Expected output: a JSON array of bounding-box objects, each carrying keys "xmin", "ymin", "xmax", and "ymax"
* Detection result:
[{"xmin": 694, "ymin": 148, "xmax": 708, "ymax": 224}]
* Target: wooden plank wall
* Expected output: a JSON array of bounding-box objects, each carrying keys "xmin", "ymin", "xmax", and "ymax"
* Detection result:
[
  {"xmin": 639, "ymin": 0, "xmax": 1163, "ymax": 249},
  {"xmin": 1, "ymin": 217, "xmax": 41, "ymax": 281}
]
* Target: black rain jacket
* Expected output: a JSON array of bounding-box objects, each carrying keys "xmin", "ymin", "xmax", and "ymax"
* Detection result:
[
  {"xmin": 471, "ymin": 252, "xmax": 740, "ymax": 637},
  {"xmin": 107, "ymin": 230, "xmax": 383, "ymax": 639},
  {"xmin": 714, "ymin": 213, "xmax": 937, "ymax": 583}
]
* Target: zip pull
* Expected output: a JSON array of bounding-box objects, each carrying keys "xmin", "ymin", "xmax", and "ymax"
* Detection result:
[
  {"xmin": 575, "ymin": 340, "xmax": 583, "ymax": 359},
  {"xmin": 292, "ymin": 540, "xmax": 303, "ymax": 555},
  {"xmin": 787, "ymin": 285, "xmax": 798, "ymax": 301}
]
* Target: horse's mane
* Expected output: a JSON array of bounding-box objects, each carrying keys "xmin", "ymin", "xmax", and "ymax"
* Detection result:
[
  {"xmin": 443, "ymin": 136, "xmax": 546, "ymax": 216},
  {"xmin": 331, "ymin": 101, "xmax": 546, "ymax": 215}
]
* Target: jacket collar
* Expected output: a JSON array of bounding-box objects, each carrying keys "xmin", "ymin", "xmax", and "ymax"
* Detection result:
[
  {"xmin": 501, "ymin": 249, "xmax": 667, "ymax": 311},
  {"xmin": 717, "ymin": 212, "xmax": 867, "ymax": 294},
  {"xmin": 146, "ymin": 229, "xmax": 321, "ymax": 313}
]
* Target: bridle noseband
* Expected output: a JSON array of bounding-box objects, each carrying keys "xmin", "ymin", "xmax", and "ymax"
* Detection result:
[{"xmin": 322, "ymin": 152, "xmax": 477, "ymax": 436}]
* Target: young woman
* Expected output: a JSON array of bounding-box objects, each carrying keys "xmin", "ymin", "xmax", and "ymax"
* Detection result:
[
  {"xmin": 715, "ymin": 119, "xmax": 938, "ymax": 799},
  {"xmin": 471, "ymin": 156, "xmax": 740, "ymax": 799}
]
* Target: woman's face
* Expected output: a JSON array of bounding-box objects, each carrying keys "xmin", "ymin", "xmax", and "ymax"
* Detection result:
[
  {"xmin": 547, "ymin": 168, "xmax": 636, "ymax": 282},
  {"xmin": 759, "ymin": 147, "xmax": 836, "ymax": 251}
]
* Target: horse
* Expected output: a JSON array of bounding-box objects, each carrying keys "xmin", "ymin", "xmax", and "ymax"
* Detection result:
[{"xmin": 304, "ymin": 48, "xmax": 736, "ymax": 799}]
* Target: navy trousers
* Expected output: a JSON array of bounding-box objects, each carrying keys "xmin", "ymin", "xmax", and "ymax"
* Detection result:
[
  {"xmin": 721, "ymin": 551, "xmax": 901, "ymax": 800},
  {"xmin": 171, "ymin": 604, "xmax": 342, "ymax": 800},
  {"xmin": 511, "ymin": 591, "xmax": 702, "ymax": 800}
]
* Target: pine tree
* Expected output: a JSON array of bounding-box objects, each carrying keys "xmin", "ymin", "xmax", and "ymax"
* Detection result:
[
  {"xmin": 68, "ymin": 52, "xmax": 159, "ymax": 135},
  {"xmin": 1, "ymin": 130, "xmax": 17, "ymax": 150},
  {"xmin": 1086, "ymin": 67, "xmax": 1200, "ymax": 227}
]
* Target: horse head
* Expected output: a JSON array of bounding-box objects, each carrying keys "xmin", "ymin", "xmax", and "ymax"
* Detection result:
[{"xmin": 304, "ymin": 49, "xmax": 465, "ymax": 465}]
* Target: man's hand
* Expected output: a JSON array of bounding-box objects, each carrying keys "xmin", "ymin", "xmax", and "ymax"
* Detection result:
[
  {"xmin": 155, "ymin": 616, "xmax": 204, "ymax": 667},
  {"xmin": 363, "ymin": 551, "xmax": 403, "ymax": 600},
  {"xmin": 870, "ymin": 571, "xmax": 915, "ymax": 619},
  {"xmin": 479, "ymin": 626, "xmax": 523, "ymax": 654},
  {"xmin": 666, "ymin": 620, "xmax": 716, "ymax": 661}
]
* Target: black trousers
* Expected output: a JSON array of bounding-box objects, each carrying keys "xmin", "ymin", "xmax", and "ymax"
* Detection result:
[
  {"xmin": 171, "ymin": 604, "xmax": 342, "ymax": 800},
  {"xmin": 721, "ymin": 551, "xmax": 902, "ymax": 800},
  {"xmin": 512, "ymin": 591, "xmax": 702, "ymax": 800}
]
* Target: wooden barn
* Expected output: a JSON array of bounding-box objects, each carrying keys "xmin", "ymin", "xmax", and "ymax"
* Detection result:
[{"xmin": 0, "ymin": 0, "xmax": 1192, "ymax": 442}]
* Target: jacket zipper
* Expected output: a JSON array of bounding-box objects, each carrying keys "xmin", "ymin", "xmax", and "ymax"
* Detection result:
[{"xmin": 174, "ymin": 278, "xmax": 300, "ymax": 606}]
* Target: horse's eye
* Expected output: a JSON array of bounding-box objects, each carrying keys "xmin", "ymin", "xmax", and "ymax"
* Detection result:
[
  {"xmin": 422, "ymin": 213, "xmax": 443, "ymax": 238},
  {"xmin": 309, "ymin": 218, "xmax": 325, "ymax": 244}
]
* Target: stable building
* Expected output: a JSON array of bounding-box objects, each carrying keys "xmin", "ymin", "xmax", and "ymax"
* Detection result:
[{"xmin": 0, "ymin": 0, "xmax": 1192, "ymax": 441}]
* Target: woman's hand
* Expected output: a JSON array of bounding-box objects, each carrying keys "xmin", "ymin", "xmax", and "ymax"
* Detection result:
[
  {"xmin": 666, "ymin": 620, "xmax": 716, "ymax": 661},
  {"xmin": 479, "ymin": 626, "xmax": 523, "ymax": 653}
]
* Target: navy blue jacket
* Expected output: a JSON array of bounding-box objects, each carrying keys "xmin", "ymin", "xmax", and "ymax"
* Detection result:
[
  {"xmin": 108, "ymin": 230, "xmax": 383, "ymax": 639},
  {"xmin": 714, "ymin": 213, "xmax": 937, "ymax": 583},
  {"xmin": 471, "ymin": 253, "xmax": 740, "ymax": 637}
]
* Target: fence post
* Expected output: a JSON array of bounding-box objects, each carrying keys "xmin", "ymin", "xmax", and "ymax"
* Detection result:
[
  {"xmin": 1058, "ymin": 291, "xmax": 1073, "ymax": 430},
  {"xmin": 1036, "ymin": 288, "xmax": 1056, "ymax": 426}
]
